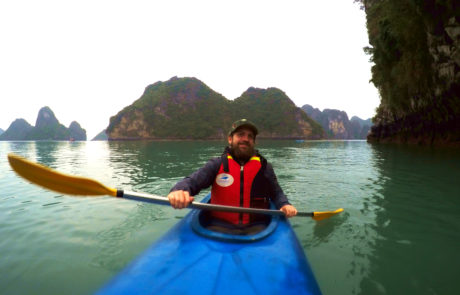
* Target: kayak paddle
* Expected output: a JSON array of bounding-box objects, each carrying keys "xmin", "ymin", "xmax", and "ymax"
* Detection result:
[{"xmin": 7, "ymin": 153, "xmax": 343, "ymax": 220}]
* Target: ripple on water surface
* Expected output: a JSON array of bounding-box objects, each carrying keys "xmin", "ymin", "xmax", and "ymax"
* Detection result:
[{"xmin": 1, "ymin": 141, "xmax": 460, "ymax": 295}]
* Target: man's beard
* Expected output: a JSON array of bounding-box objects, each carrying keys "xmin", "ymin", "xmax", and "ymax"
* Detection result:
[{"xmin": 230, "ymin": 142, "xmax": 255, "ymax": 162}]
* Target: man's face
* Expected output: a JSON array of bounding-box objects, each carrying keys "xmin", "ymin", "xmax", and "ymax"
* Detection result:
[{"xmin": 228, "ymin": 127, "xmax": 256, "ymax": 160}]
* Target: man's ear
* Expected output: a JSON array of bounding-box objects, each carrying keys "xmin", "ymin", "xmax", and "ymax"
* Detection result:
[{"xmin": 227, "ymin": 135, "xmax": 232, "ymax": 145}]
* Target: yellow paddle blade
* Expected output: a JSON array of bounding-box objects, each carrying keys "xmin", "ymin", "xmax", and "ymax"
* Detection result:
[
  {"xmin": 7, "ymin": 153, "xmax": 117, "ymax": 196},
  {"xmin": 312, "ymin": 208, "xmax": 344, "ymax": 221}
]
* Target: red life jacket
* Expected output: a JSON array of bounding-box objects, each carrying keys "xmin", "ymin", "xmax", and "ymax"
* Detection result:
[{"xmin": 210, "ymin": 154, "xmax": 269, "ymax": 225}]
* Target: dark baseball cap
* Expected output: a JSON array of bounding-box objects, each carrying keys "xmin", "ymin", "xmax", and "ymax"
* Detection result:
[{"xmin": 228, "ymin": 119, "xmax": 258, "ymax": 136}]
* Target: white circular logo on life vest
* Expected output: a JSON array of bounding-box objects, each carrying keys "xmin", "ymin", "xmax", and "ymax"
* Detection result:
[{"xmin": 215, "ymin": 173, "xmax": 234, "ymax": 187}]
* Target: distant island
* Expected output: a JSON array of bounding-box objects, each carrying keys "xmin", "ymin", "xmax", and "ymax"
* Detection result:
[
  {"xmin": 2, "ymin": 79, "xmax": 372, "ymax": 142},
  {"xmin": 92, "ymin": 129, "xmax": 108, "ymax": 141},
  {"xmin": 106, "ymin": 77, "xmax": 325, "ymax": 140},
  {"xmin": 93, "ymin": 95, "xmax": 370, "ymax": 141},
  {"xmin": 302, "ymin": 105, "xmax": 371, "ymax": 139},
  {"xmin": 0, "ymin": 106, "xmax": 86, "ymax": 141}
]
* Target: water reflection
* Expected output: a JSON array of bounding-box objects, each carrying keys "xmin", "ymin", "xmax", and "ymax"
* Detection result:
[
  {"xmin": 312, "ymin": 212, "xmax": 348, "ymax": 244},
  {"xmin": 2, "ymin": 140, "xmax": 460, "ymax": 295},
  {"xmin": 359, "ymin": 144, "xmax": 460, "ymax": 295},
  {"xmin": 106, "ymin": 141, "xmax": 224, "ymax": 195},
  {"xmin": 35, "ymin": 141, "xmax": 61, "ymax": 167},
  {"xmin": 285, "ymin": 141, "xmax": 386, "ymax": 295},
  {"xmin": 92, "ymin": 202, "xmax": 169, "ymax": 271},
  {"xmin": 6, "ymin": 141, "xmax": 37, "ymax": 161}
]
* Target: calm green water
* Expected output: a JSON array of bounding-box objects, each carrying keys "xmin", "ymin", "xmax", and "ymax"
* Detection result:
[{"xmin": 1, "ymin": 140, "xmax": 459, "ymax": 295}]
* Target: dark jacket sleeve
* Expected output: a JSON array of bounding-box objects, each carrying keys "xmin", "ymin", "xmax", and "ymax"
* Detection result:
[
  {"xmin": 264, "ymin": 163, "xmax": 291, "ymax": 209},
  {"xmin": 170, "ymin": 157, "xmax": 221, "ymax": 196}
]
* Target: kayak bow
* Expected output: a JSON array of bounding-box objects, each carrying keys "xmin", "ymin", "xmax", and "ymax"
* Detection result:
[{"xmin": 96, "ymin": 194, "xmax": 322, "ymax": 295}]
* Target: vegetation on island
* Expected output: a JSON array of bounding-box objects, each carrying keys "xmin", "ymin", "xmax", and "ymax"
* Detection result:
[
  {"xmin": 107, "ymin": 77, "xmax": 324, "ymax": 140},
  {"xmin": 233, "ymin": 88, "xmax": 322, "ymax": 138}
]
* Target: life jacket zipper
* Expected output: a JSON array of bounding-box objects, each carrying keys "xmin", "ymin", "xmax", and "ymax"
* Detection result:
[{"xmin": 239, "ymin": 164, "xmax": 244, "ymax": 225}]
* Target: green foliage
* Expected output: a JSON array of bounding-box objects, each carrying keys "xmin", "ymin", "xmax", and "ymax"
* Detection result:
[
  {"xmin": 362, "ymin": 0, "xmax": 458, "ymax": 125},
  {"xmin": 233, "ymin": 88, "xmax": 323, "ymax": 137},
  {"xmin": 25, "ymin": 124, "xmax": 70, "ymax": 140},
  {"xmin": 365, "ymin": 0, "xmax": 434, "ymax": 116}
]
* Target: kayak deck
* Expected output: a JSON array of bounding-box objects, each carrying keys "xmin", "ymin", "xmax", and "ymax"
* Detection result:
[{"xmin": 97, "ymin": 195, "xmax": 321, "ymax": 295}]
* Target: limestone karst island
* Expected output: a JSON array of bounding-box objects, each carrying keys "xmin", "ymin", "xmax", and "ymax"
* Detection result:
[
  {"xmin": 1, "ymin": 77, "xmax": 374, "ymax": 142},
  {"xmin": 0, "ymin": 107, "xmax": 86, "ymax": 141}
]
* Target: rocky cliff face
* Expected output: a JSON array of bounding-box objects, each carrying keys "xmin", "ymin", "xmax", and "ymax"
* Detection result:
[
  {"xmin": 301, "ymin": 104, "xmax": 371, "ymax": 139},
  {"xmin": 35, "ymin": 106, "xmax": 60, "ymax": 129},
  {"xmin": 108, "ymin": 110, "xmax": 154, "ymax": 139},
  {"xmin": 0, "ymin": 107, "xmax": 87, "ymax": 141},
  {"xmin": 322, "ymin": 109, "xmax": 352, "ymax": 139},
  {"xmin": 362, "ymin": 1, "xmax": 460, "ymax": 145},
  {"xmin": 428, "ymin": 16, "xmax": 460, "ymax": 99},
  {"xmin": 106, "ymin": 77, "xmax": 324, "ymax": 140}
]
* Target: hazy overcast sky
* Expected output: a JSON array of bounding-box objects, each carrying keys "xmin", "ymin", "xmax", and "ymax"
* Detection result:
[{"xmin": 1, "ymin": 0, "xmax": 379, "ymax": 139}]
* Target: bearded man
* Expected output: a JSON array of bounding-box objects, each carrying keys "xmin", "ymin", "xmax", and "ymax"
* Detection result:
[{"xmin": 168, "ymin": 119, "xmax": 297, "ymax": 233}]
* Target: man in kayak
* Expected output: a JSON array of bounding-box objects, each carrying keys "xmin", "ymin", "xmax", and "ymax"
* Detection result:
[{"xmin": 168, "ymin": 119, "xmax": 297, "ymax": 233}]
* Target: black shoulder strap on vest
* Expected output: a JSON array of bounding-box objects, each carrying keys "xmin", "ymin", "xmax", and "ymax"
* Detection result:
[
  {"xmin": 258, "ymin": 152, "xmax": 267, "ymax": 173},
  {"xmin": 260, "ymin": 157, "xmax": 267, "ymax": 172},
  {"xmin": 260, "ymin": 156, "xmax": 267, "ymax": 172},
  {"xmin": 221, "ymin": 153, "xmax": 229, "ymax": 172}
]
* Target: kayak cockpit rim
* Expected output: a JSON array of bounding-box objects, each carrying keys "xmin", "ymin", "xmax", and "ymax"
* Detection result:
[{"xmin": 191, "ymin": 194, "xmax": 280, "ymax": 243}]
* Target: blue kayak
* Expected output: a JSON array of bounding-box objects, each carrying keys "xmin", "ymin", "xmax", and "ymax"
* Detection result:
[{"xmin": 96, "ymin": 194, "xmax": 321, "ymax": 295}]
